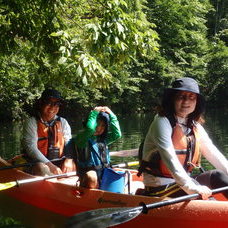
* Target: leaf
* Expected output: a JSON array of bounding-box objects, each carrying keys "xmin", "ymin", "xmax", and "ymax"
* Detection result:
[
  {"xmin": 120, "ymin": 42, "xmax": 127, "ymax": 51},
  {"xmin": 59, "ymin": 46, "xmax": 66, "ymax": 53},
  {"xmin": 58, "ymin": 57, "xmax": 67, "ymax": 64},
  {"xmin": 82, "ymin": 56, "xmax": 90, "ymax": 67},
  {"xmin": 119, "ymin": 0, "xmax": 128, "ymax": 8},
  {"xmin": 76, "ymin": 65, "xmax": 83, "ymax": 77},
  {"xmin": 116, "ymin": 22, "xmax": 124, "ymax": 34},
  {"xmin": 82, "ymin": 75, "xmax": 88, "ymax": 85},
  {"xmin": 50, "ymin": 31, "xmax": 64, "ymax": 37},
  {"xmin": 115, "ymin": 36, "xmax": 119, "ymax": 44}
]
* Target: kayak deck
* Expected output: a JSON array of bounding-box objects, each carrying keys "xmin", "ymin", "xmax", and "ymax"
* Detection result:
[{"xmin": 0, "ymin": 157, "xmax": 228, "ymax": 228}]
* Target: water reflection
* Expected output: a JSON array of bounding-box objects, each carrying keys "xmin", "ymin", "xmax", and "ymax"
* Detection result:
[
  {"xmin": 0, "ymin": 122, "xmax": 23, "ymax": 160},
  {"xmin": 109, "ymin": 113, "xmax": 154, "ymax": 151},
  {"xmin": 200, "ymin": 109, "xmax": 228, "ymax": 170}
]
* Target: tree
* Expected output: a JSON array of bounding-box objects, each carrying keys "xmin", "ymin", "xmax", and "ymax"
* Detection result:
[{"xmin": 0, "ymin": 0, "xmax": 159, "ymax": 120}]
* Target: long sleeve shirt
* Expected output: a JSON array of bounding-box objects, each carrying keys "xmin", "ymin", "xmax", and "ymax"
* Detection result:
[
  {"xmin": 75, "ymin": 110, "xmax": 122, "ymax": 149},
  {"xmin": 22, "ymin": 116, "xmax": 72, "ymax": 163},
  {"xmin": 143, "ymin": 114, "xmax": 228, "ymax": 194}
]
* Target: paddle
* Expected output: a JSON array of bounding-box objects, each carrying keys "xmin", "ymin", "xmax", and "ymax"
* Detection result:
[
  {"xmin": 112, "ymin": 161, "xmax": 139, "ymax": 168},
  {"xmin": 0, "ymin": 156, "xmax": 66, "ymax": 171},
  {"xmin": 0, "ymin": 171, "xmax": 76, "ymax": 191},
  {"xmin": 0, "ymin": 158, "xmax": 138, "ymax": 171},
  {"xmin": 0, "ymin": 160, "xmax": 137, "ymax": 191},
  {"xmin": 66, "ymin": 186, "xmax": 228, "ymax": 228},
  {"xmin": 110, "ymin": 148, "xmax": 138, "ymax": 157}
]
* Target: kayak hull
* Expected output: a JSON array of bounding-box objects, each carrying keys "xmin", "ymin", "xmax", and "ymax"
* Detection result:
[{"xmin": 0, "ymin": 158, "xmax": 228, "ymax": 228}]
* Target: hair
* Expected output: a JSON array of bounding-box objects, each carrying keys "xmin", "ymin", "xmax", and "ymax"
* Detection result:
[
  {"xmin": 96, "ymin": 114, "xmax": 109, "ymax": 142},
  {"xmin": 157, "ymin": 89, "xmax": 205, "ymax": 128},
  {"xmin": 82, "ymin": 112, "xmax": 109, "ymax": 142}
]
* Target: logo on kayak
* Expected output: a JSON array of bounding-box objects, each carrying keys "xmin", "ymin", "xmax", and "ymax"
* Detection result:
[{"xmin": 97, "ymin": 197, "xmax": 127, "ymax": 206}]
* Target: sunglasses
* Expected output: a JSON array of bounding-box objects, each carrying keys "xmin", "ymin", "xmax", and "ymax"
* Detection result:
[{"xmin": 44, "ymin": 101, "xmax": 62, "ymax": 107}]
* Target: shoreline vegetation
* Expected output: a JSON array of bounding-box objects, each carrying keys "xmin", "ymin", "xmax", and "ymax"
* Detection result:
[{"xmin": 0, "ymin": 0, "xmax": 227, "ymax": 122}]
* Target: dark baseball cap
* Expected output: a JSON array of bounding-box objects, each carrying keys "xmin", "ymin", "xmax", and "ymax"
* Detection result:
[{"xmin": 166, "ymin": 77, "xmax": 201, "ymax": 94}]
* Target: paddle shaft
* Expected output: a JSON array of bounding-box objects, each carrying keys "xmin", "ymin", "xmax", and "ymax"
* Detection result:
[
  {"xmin": 1, "ymin": 160, "xmax": 137, "ymax": 188},
  {"xmin": 110, "ymin": 149, "xmax": 138, "ymax": 157},
  {"xmin": 112, "ymin": 161, "xmax": 139, "ymax": 168},
  {"xmin": 16, "ymin": 172, "xmax": 76, "ymax": 186},
  {"xmin": 140, "ymin": 185, "xmax": 228, "ymax": 212},
  {"xmin": 0, "ymin": 156, "xmax": 66, "ymax": 171},
  {"xmin": 66, "ymin": 185, "xmax": 228, "ymax": 228}
]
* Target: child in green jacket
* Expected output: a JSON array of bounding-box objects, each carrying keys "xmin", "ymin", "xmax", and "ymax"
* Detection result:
[{"xmin": 75, "ymin": 106, "xmax": 122, "ymax": 189}]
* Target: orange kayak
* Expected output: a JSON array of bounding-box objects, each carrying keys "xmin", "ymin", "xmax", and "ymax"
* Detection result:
[{"xmin": 0, "ymin": 157, "xmax": 228, "ymax": 228}]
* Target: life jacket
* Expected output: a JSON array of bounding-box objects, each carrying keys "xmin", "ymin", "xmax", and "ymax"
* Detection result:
[
  {"xmin": 37, "ymin": 117, "xmax": 65, "ymax": 159},
  {"xmin": 76, "ymin": 139, "xmax": 110, "ymax": 170},
  {"xmin": 138, "ymin": 121, "xmax": 201, "ymax": 178}
]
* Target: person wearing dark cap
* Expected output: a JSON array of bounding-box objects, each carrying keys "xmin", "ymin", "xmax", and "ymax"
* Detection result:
[
  {"xmin": 138, "ymin": 77, "xmax": 228, "ymax": 199},
  {"xmin": 22, "ymin": 88, "xmax": 76, "ymax": 176},
  {"xmin": 74, "ymin": 106, "xmax": 121, "ymax": 189}
]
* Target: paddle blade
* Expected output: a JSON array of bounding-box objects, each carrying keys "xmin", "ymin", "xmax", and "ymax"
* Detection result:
[
  {"xmin": 0, "ymin": 181, "xmax": 17, "ymax": 191},
  {"xmin": 66, "ymin": 207, "xmax": 142, "ymax": 228}
]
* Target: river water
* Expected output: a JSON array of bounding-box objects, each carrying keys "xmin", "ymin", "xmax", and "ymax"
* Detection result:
[{"xmin": 1, "ymin": 109, "xmax": 228, "ymax": 166}]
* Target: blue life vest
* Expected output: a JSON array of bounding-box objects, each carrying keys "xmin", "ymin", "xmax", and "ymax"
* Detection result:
[{"xmin": 77, "ymin": 139, "xmax": 110, "ymax": 169}]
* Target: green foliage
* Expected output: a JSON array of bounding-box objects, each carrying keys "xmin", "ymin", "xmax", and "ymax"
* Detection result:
[
  {"xmin": 207, "ymin": 0, "xmax": 228, "ymax": 41},
  {"xmin": 0, "ymin": 216, "xmax": 22, "ymax": 226},
  {"xmin": 0, "ymin": 0, "xmax": 228, "ymax": 120},
  {"xmin": 205, "ymin": 39, "xmax": 228, "ymax": 103},
  {"xmin": 120, "ymin": 0, "xmax": 215, "ymax": 113},
  {"xmin": 0, "ymin": 0, "xmax": 159, "ymax": 120},
  {"xmin": 146, "ymin": 0, "xmax": 211, "ymax": 76}
]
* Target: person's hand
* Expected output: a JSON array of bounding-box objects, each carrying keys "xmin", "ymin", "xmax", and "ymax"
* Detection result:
[
  {"xmin": 102, "ymin": 106, "xmax": 112, "ymax": 114},
  {"xmin": 94, "ymin": 106, "xmax": 104, "ymax": 112},
  {"xmin": 61, "ymin": 158, "xmax": 76, "ymax": 173},
  {"xmin": 195, "ymin": 185, "xmax": 212, "ymax": 200},
  {"xmin": 94, "ymin": 106, "xmax": 112, "ymax": 114},
  {"xmin": 46, "ymin": 162, "xmax": 62, "ymax": 175}
]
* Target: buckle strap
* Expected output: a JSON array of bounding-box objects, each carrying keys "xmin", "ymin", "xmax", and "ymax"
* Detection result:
[{"xmin": 145, "ymin": 183, "xmax": 181, "ymax": 197}]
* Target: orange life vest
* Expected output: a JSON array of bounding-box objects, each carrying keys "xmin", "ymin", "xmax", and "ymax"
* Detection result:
[
  {"xmin": 139, "ymin": 123, "xmax": 201, "ymax": 178},
  {"xmin": 158, "ymin": 124, "xmax": 201, "ymax": 177},
  {"xmin": 37, "ymin": 118, "xmax": 65, "ymax": 158}
]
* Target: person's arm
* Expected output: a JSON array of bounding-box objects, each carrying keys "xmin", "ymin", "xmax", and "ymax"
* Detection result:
[
  {"xmin": 198, "ymin": 123, "xmax": 228, "ymax": 175},
  {"xmin": 61, "ymin": 117, "xmax": 72, "ymax": 143},
  {"xmin": 60, "ymin": 117, "xmax": 76, "ymax": 173},
  {"xmin": 61, "ymin": 117, "xmax": 73, "ymax": 158},
  {"xmin": 22, "ymin": 117, "xmax": 49, "ymax": 163},
  {"xmin": 106, "ymin": 111, "xmax": 122, "ymax": 145},
  {"xmin": 147, "ymin": 115, "xmax": 211, "ymax": 199}
]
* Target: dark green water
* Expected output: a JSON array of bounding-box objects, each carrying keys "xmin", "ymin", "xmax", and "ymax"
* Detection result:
[
  {"xmin": 1, "ymin": 110, "xmax": 228, "ymax": 165},
  {"xmin": 1, "ymin": 109, "xmax": 228, "ymax": 226},
  {"xmin": 0, "ymin": 113, "xmax": 152, "ymax": 160}
]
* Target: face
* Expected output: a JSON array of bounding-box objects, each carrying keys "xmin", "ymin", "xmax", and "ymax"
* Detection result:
[
  {"xmin": 40, "ymin": 98, "xmax": 61, "ymax": 121},
  {"xmin": 174, "ymin": 91, "xmax": 197, "ymax": 118},
  {"xmin": 94, "ymin": 120, "xmax": 106, "ymax": 136}
]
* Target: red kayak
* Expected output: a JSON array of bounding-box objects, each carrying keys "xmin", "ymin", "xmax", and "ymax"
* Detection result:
[{"xmin": 0, "ymin": 157, "xmax": 228, "ymax": 228}]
